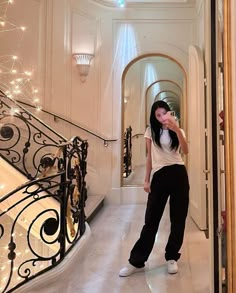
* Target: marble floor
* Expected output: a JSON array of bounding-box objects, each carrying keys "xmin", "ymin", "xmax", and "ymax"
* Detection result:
[{"xmin": 36, "ymin": 202, "xmax": 210, "ymax": 293}]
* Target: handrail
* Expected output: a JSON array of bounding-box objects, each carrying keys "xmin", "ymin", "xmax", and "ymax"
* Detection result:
[
  {"xmin": 132, "ymin": 133, "xmax": 144, "ymax": 138},
  {"xmin": 16, "ymin": 100, "xmax": 118, "ymax": 146}
]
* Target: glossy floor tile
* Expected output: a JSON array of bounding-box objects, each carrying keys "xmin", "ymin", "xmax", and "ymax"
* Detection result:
[{"xmin": 35, "ymin": 202, "xmax": 210, "ymax": 293}]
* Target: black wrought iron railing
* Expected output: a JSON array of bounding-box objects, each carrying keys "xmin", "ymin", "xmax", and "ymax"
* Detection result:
[
  {"xmin": 0, "ymin": 92, "xmax": 68, "ymax": 180},
  {"xmin": 0, "ymin": 92, "xmax": 88, "ymax": 293},
  {"xmin": 123, "ymin": 126, "xmax": 132, "ymax": 178}
]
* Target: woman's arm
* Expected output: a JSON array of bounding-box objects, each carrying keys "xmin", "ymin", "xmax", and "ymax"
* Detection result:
[
  {"xmin": 175, "ymin": 128, "xmax": 188, "ymax": 154},
  {"xmin": 144, "ymin": 137, "xmax": 152, "ymax": 193},
  {"xmin": 163, "ymin": 116, "xmax": 188, "ymax": 154}
]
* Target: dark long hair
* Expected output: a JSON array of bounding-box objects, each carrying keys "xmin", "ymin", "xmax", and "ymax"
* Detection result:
[{"xmin": 150, "ymin": 100, "xmax": 179, "ymax": 150}]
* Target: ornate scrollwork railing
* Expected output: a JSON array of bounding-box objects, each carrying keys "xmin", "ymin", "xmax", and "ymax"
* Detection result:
[
  {"xmin": 123, "ymin": 125, "xmax": 132, "ymax": 178},
  {"xmin": 0, "ymin": 91, "xmax": 67, "ymax": 180},
  {"xmin": 0, "ymin": 92, "xmax": 88, "ymax": 293}
]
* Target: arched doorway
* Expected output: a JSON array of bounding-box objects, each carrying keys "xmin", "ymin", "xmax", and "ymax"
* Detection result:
[{"xmin": 121, "ymin": 53, "xmax": 187, "ymax": 187}]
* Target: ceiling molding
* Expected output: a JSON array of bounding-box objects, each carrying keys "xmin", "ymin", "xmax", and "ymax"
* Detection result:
[{"xmin": 90, "ymin": 0, "xmax": 196, "ymax": 9}]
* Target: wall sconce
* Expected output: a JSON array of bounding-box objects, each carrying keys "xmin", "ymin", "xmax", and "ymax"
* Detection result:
[{"xmin": 73, "ymin": 53, "xmax": 94, "ymax": 82}]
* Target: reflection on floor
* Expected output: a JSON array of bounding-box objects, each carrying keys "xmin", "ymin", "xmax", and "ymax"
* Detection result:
[
  {"xmin": 36, "ymin": 202, "xmax": 210, "ymax": 293},
  {"xmin": 123, "ymin": 165, "xmax": 146, "ymax": 186}
]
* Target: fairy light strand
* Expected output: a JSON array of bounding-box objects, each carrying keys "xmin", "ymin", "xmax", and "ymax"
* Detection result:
[{"xmin": 0, "ymin": 0, "xmax": 42, "ymax": 109}]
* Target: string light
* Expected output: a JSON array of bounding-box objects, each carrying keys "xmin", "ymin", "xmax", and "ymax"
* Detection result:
[
  {"xmin": 0, "ymin": 0, "xmax": 44, "ymax": 287},
  {"xmin": 36, "ymin": 105, "xmax": 42, "ymax": 111},
  {"xmin": 0, "ymin": 55, "xmax": 41, "ymax": 105},
  {"xmin": 10, "ymin": 108, "xmax": 19, "ymax": 115},
  {"xmin": 24, "ymin": 71, "xmax": 32, "ymax": 76},
  {"xmin": 0, "ymin": 0, "xmax": 41, "ymax": 106},
  {"xmin": 0, "ymin": 17, "xmax": 26, "ymax": 33}
]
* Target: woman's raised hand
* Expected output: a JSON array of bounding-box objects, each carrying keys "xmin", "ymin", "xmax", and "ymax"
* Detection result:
[{"xmin": 163, "ymin": 112, "xmax": 178, "ymax": 132}]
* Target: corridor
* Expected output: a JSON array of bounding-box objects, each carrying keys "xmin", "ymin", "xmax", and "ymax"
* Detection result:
[{"xmin": 35, "ymin": 202, "xmax": 210, "ymax": 293}]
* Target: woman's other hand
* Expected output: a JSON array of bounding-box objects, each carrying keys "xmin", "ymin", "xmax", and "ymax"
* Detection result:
[{"xmin": 144, "ymin": 181, "xmax": 151, "ymax": 193}]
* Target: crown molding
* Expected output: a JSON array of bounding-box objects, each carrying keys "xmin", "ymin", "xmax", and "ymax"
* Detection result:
[{"xmin": 89, "ymin": 0, "xmax": 196, "ymax": 9}]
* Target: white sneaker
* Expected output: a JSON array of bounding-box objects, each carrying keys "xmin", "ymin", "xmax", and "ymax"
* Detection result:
[
  {"xmin": 167, "ymin": 260, "xmax": 178, "ymax": 274},
  {"xmin": 119, "ymin": 263, "xmax": 144, "ymax": 277}
]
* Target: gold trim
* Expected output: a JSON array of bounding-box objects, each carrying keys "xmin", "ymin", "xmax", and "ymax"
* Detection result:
[
  {"xmin": 121, "ymin": 53, "xmax": 187, "ymax": 186},
  {"xmin": 223, "ymin": 0, "xmax": 235, "ymax": 291}
]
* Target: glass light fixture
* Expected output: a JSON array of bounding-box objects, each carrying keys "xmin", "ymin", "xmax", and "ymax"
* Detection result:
[{"xmin": 117, "ymin": 0, "xmax": 126, "ymax": 7}]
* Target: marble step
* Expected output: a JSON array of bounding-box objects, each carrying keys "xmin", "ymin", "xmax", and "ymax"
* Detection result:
[{"xmin": 84, "ymin": 195, "xmax": 105, "ymax": 223}]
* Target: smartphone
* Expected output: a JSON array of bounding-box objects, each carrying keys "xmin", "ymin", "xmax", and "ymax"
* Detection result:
[{"xmin": 168, "ymin": 111, "xmax": 175, "ymax": 117}]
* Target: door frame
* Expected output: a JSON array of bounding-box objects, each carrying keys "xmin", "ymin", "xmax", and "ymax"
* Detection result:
[
  {"xmin": 222, "ymin": 0, "xmax": 236, "ymax": 292},
  {"xmin": 212, "ymin": 0, "xmax": 236, "ymax": 292}
]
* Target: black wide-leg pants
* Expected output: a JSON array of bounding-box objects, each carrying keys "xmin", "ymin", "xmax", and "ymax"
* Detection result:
[{"xmin": 128, "ymin": 164, "xmax": 189, "ymax": 268}]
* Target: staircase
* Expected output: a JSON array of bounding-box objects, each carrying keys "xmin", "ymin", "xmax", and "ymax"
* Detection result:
[{"xmin": 0, "ymin": 92, "xmax": 104, "ymax": 293}]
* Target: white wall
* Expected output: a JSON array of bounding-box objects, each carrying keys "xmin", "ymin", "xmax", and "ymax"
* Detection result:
[
  {"xmin": 29, "ymin": 0, "xmax": 198, "ymax": 199},
  {"xmin": 97, "ymin": 4, "xmax": 196, "ymax": 196},
  {"xmin": 195, "ymin": 0, "xmax": 205, "ymax": 51},
  {"xmin": 1, "ymin": 0, "xmax": 199, "ymax": 200}
]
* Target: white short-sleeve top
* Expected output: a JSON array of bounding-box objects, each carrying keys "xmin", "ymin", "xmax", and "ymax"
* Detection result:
[{"xmin": 144, "ymin": 126, "xmax": 185, "ymax": 173}]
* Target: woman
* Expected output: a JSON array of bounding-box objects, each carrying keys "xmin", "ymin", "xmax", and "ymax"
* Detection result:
[{"xmin": 119, "ymin": 100, "xmax": 189, "ymax": 277}]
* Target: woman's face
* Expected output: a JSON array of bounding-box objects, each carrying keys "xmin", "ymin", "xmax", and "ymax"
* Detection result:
[{"xmin": 155, "ymin": 107, "xmax": 168, "ymax": 127}]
